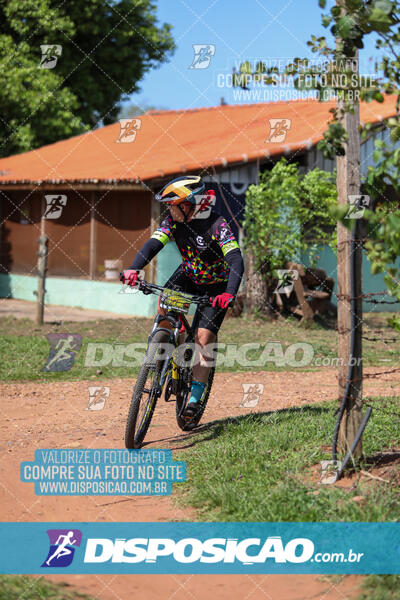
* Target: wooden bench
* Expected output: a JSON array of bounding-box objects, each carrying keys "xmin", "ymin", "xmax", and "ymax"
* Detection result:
[{"xmin": 281, "ymin": 262, "xmax": 336, "ymax": 323}]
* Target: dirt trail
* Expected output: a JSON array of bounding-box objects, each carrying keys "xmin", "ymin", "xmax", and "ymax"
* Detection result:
[
  {"xmin": 40, "ymin": 573, "xmax": 363, "ymax": 600},
  {"xmin": 0, "ymin": 298, "xmax": 133, "ymax": 322},
  {"xmin": 2, "ymin": 367, "xmax": 398, "ymax": 599}
]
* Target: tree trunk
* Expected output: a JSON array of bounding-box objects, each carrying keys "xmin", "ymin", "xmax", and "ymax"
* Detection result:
[{"xmin": 244, "ymin": 250, "xmax": 272, "ymax": 315}]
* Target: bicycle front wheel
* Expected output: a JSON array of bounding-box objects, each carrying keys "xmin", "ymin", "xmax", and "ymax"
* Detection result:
[{"xmin": 125, "ymin": 330, "xmax": 169, "ymax": 449}]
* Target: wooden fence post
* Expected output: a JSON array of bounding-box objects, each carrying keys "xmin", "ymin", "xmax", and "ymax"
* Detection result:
[
  {"xmin": 336, "ymin": 50, "xmax": 363, "ymax": 459},
  {"xmin": 89, "ymin": 190, "xmax": 97, "ymax": 279},
  {"xmin": 36, "ymin": 234, "xmax": 49, "ymax": 325}
]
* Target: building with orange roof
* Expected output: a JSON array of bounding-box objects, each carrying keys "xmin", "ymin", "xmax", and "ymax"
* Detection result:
[{"xmin": 0, "ymin": 96, "xmax": 398, "ymax": 316}]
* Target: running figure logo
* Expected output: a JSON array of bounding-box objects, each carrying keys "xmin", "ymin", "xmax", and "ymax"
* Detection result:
[
  {"xmin": 86, "ymin": 386, "xmax": 110, "ymax": 410},
  {"xmin": 39, "ymin": 45, "xmax": 62, "ymax": 69},
  {"xmin": 116, "ymin": 118, "xmax": 142, "ymax": 143},
  {"xmin": 193, "ymin": 190, "xmax": 216, "ymax": 219},
  {"xmin": 42, "ymin": 334, "xmax": 82, "ymax": 372},
  {"xmin": 274, "ymin": 269, "xmax": 299, "ymax": 296},
  {"xmin": 44, "ymin": 195, "xmax": 67, "ymax": 219},
  {"xmin": 42, "ymin": 529, "xmax": 82, "ymax": 567},
  {"xmin": 266, "ymin": 118, "xmax": 291, "ymax": 143},
  {"xmin": 346, "ymin": 195, "xmax": 370, "ymax": 219},
  {"xmin": 189, "ymin": 44, "xmax": 215, "ymax": 69},
  {"xmin": 240, "ymin": 383, "xmax": 264, "ymax": 408}
]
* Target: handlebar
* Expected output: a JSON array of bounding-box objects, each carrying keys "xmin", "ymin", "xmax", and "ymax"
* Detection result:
[{"xmin": 120, "ymin": 275, "xmax": 213, "ymax": 307}]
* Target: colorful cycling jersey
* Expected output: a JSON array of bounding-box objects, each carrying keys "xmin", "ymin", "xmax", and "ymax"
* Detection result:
[{"xmin": 151, "ymin": 212, "xmax": 240, "ymax": 285}]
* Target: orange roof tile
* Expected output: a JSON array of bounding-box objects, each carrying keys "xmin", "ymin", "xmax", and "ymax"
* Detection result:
[{"xmin": 0, "ymin": 96, "xmax": 397, "ymax": 185}]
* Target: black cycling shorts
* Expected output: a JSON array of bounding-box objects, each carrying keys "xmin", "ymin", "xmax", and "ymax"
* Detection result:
[{"xmin": 163, "ymin": 265, "xmax": 228, "ymax": 334}]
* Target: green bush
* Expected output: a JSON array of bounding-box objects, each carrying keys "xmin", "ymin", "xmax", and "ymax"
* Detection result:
[{"xmin": 243, "ymin": 158, "xmax": 337, "ymax": 280}]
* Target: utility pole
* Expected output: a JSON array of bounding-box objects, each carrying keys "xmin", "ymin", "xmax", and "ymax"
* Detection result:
[
  {"xmin": 336, "ymin": 44, "xmax": 363, "ymax": 458},
  {"xmin": 36, "ymin": 195, "xmax": 49, "ymax": 324}
]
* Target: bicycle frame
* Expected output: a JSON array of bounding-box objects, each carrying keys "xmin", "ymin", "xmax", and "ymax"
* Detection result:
[{"xmin": 142, "ymin": 281, "xmax": 209, "ymax": 402}]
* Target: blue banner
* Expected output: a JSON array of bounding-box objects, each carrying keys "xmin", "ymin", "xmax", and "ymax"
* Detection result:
[{"xmin": 0, "ymin": 522, "xmax": 399, "ymax": 574}]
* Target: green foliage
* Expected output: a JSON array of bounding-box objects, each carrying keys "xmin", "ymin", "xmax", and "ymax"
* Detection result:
[
  {"xmin": 242, "ymin": 158, "xmax": 337, "ymax": 278},
  {"xmin": 359, "ymin": 575, "xmax": 400, "ymax": 600},
  {"xmin": 299, "ymin": 167, "xmax": 338, "ymax": 251},
  {"xmin": 0, "ymin": 0, "xmax": 175, "ymax": 157},
  {"xmin": 364, "ymin": 138, "xmax": 400, "ymax": 199},
  {"xmin": 334, "ymin": 196, "xmax": 400, "ymax": 331},
  {"xmin": 317, "ymin": 120, "xmax": 348, "ymax": 158},
  {"xmin": 364, "ymin": 204, "xmax": 400, "ymax": 330},
  {"xmin": 243, "ymin": 159, "xmax": 301, "ymax": 275},
  {"xmin": 332, "ymin": 123, "xmax": 400, "ymax": 330},
  {"xmin": 359, "ymin": 119, "xmax": 400, "ymax": 333}
]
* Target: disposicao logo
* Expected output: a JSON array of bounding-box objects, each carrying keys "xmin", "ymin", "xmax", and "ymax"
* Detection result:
[
  {"xmin": 83, "ymin": 536, "xmax": 314, "ymax": 564},
  {"xmin": 42, "ymin": 529, "xmax": 82, "ymax": 567}
]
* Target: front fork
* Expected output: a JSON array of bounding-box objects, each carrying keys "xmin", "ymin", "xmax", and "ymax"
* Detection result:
[
  {"xmin": 149, "ymin": 312, "xmax": 195, "ymax": 405},
  {"xmin": 148, "ymin": 313, "xmax": 180, "ymax": 399}
]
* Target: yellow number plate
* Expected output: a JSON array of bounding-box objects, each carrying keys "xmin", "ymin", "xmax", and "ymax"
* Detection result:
[{"xmin": 160, "ymin": 289, "xmax": 191, "ymax": 314}]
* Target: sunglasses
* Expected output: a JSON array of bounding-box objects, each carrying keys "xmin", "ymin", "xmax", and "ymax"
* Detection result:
[{"xmin": 167, "ymin": 201, "xmax": 194, "ymax": 209}]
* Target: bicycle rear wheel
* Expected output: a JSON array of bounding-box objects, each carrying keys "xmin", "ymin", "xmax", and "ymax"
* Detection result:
[
  {"xmin": 176, "ymin": 364, "xmax": 215, "ymax": 431},
  {"xmin": 125, "ymin": 330, "xmax": 169, "ymax": 449}
]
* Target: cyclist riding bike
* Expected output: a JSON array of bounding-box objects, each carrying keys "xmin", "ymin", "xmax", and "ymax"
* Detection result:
[{"xmin": 122, "ymin": 175, "xmax": 244, "ymax": 425}]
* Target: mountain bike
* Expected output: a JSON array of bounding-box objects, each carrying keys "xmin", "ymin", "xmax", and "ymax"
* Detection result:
[{"xmin": 124, "ymin": 280, "xmax": 216, "ymax": 449}]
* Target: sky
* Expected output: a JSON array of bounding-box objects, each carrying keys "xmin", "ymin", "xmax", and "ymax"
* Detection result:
[{"xmin": 124, "ymin": 0, "xmax": 381, "ymax": 113}]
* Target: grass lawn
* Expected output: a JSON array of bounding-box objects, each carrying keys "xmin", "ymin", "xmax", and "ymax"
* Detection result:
[
  {"xmin": 359, "ymin": 575, "xmax": 400, "ymax": 599},
  {"xmin": 174, "ymin": 396, "xmax": 400, "ymax": 522},
  {"xmin": 0, "ymin": 576, "xmax": 97, "ymax": 599},
  {"xmin": 0, "ymin": 312, "xmax": 398, "ymax": 382}
]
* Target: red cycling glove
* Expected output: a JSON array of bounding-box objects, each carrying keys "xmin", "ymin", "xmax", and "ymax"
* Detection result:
[
  {"xmin": 212, "ymin": 293, "xmax": 234, "ymax": 309},
  {"xmin": 121, "ymin": 270, "xmax": 139, "ymax": 286}
]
